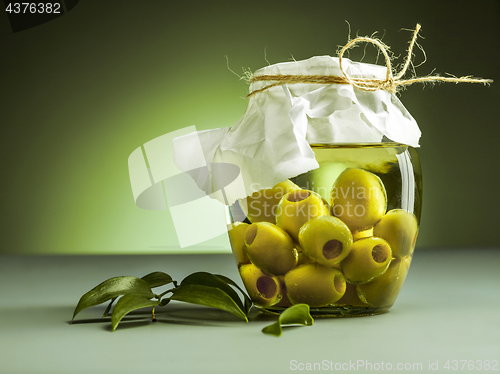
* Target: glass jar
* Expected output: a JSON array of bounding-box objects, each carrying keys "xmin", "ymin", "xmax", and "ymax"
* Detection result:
[{"xmin": 227, "ymin": 143, "xmax": 422, "ymax": 317}]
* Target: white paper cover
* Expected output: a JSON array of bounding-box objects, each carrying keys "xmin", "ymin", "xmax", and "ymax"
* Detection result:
[{"xmin": 173, "ymin": 56, "xmax": 421, "ymax": 205}]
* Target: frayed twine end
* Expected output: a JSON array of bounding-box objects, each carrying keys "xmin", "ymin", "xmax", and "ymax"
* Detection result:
[{"xmin": 246, "ymin": 24, "xmax": 493, "ymax": 98}]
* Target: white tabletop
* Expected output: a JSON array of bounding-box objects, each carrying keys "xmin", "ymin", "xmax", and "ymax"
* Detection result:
[{"xmin": 0, "ymin": 249, "xmax": 499, "ymax": 374}]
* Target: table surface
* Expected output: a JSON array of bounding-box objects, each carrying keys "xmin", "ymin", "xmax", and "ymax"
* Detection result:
[{"xmin": 1, "ymin": 249, "xmax": 499, "ymax": 374}]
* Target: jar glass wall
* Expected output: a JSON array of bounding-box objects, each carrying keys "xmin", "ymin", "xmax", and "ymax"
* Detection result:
[{"xmin": 227, "ymin": 143, "xmax": 422, "ymax": 317}]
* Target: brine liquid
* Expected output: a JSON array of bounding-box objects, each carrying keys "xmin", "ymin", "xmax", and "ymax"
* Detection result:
[
  {"xmin": 229, "ymin": 143, "xmax": 422, "ymax": 317},
  {"xmin": 293, "ymin": 143, "xmax": 422, "ymax": 225}
]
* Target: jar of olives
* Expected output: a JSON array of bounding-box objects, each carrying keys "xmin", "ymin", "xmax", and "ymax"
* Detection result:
[{"xmin": 227, "ymin": 143, "xmax": 422, "ymax": 317}]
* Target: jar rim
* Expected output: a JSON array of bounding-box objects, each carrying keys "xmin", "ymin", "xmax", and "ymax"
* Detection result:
[{"xmin": 309, "ymin": 142, "xmax": 411, "ymax": 149}]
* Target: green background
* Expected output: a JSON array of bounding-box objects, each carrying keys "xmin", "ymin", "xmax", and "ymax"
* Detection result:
[{"xmin": 1, "ymin": 0, "xmax": 499, "ymax": 254}]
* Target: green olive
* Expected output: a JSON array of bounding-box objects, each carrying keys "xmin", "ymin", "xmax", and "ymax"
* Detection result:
[
  {"xmin": 373, "ymin": 209, "xmax": 418, "ymax": 258},
  {"xmin": 244, "ymin": 222, "xmax": 298, "ymax": 275},
  {"xmin": 239, "ymin": 263, "xmax": 282, "ymax": 307},
  {"xmin": 276, "ymin": 189, "xmax": 330, "ymax": 242},
  {"xmin": 228, "ymin": 222, "xmax": 250, "ymax": 265},
  {"xmin": 330, "ymin": 168, "xmax": 387, "ymax": 231},
  {"xmin": 404, "ymin": 255, "xmax": 412, "ymax": 271},
  {"xmin": 244, "ymin": 180, "xmax": 300, "ymax": 224},
  {"xmin": 295, "ymin": 244, "xmax": 310, "ymax": 266},
  {"xmin": 357, "ymin": 258, "xmax": 409, "ymax": 307},
  {"xmin": 284, "ymin": 263, "xmax": 346, "ymax": 307},
  {"xmin": 274, "ymin": 277, "xmax": 293, "ymax": 307},
  {"xmin": 298, "ymin": 215, "xmax": 353, "ymax": 266},
  {"xmin": 336, "ymin": 282, "xmax": 367, "ymax": 307},
  {"xmin": 352, "ymin": 228, "xmax": 373, "ymax": 241},
  {"xmin": 341, "ymin": 237, "xmax": 392, "ymax": 284}
]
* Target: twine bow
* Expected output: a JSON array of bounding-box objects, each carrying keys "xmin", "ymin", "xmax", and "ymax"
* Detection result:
[{"xmin": 247, "ymin": 24, "xmax": 492, "ymax": 97}]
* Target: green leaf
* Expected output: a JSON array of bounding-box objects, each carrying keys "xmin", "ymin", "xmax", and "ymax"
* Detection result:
[
  {"xmin": 170, "ymin": 284, "xmax": 248, "ymax": 322},
  {"xmin": 180, "ymin": 272, "xmax": 247, "ymax": 316},
  {"xmin": 261, "ymin": 321, "xmax": 282, "ymax": 336},
  {"xmin": 102, "ymin": 272, "xmax": 172, "ymax": 317},
  {"xmin": 141, "ymin": 271, "xmax": 174, "ymax": 288},
  {"xmin": 215, "ymin": 274, "xmax": 253, "ymax": 315},
  {"xmin": 102, "ymin": 273, "xmax": 173, "ymax": 317},
  {"xmin": 159, "ymin": 298, "xmax": 171, "ymax": 306},
  {"xmin": 111, "ymin": 295, "xmax": 160, "ymax": 331},
  {"xmin": 102, "ymin": 297, "xmax": 117, "ymax": 317},
  {"xmin": 262, "ymin": 304, "xmax": 314, "ymax": 336},
  {"xmin": 72, "ymin": 276, "xmax": 155, "ymax": 322}
]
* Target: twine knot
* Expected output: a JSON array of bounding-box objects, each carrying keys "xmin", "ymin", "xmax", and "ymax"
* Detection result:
[{"xmin": 247, "ymin": 24, "xmax": 492, "ymax": 97}]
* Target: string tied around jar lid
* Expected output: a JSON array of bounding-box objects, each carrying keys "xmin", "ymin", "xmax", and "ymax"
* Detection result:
[{"xmin": 247, "ymin": 24, "xmax": 493, "ymax": 97}]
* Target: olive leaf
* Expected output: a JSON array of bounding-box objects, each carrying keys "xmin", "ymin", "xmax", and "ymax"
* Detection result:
[
  {"xmin": 102, "ymin": 271, "xmax": 174, "ymax": 317},
  {"xmin": 111, "ymin": 295, "xmax": 160, "ymax": 331},
  {"xmin": 159, "ymin": 298, "xmax": 171, "ymax": 306},
  {"xmin": 102, "ymin": 298, "xmax": 116, "ymax": 318},
  {"xmin": 262, "ymin": 304, "xmax": 314, "ymax": 336},
  {"xmin": 169, "ymin": 284, "xmax": 248, "ymax": 322},
  {"xmin": 141, "ymin": 271, "xmax": 174, "ymax": 288},
  {"xmin": 72, "ymin": 276, "xmax": 155, "ymax": 322},
  {"xmin": 180, "ymin": 272, "xmax": 248, "ymax": 315},
  {"xmin": 215, "ymin": 273, "xmax": 253, "ymax": 315},
  {"xmin": 71, "ymin": 270, "xmax": 255, "ymax": 331}
]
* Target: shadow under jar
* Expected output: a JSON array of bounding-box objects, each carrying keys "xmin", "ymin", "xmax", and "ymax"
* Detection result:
[{"xmin": 227, "ymin": 143, "xmax": 422, "ymax": 317}]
